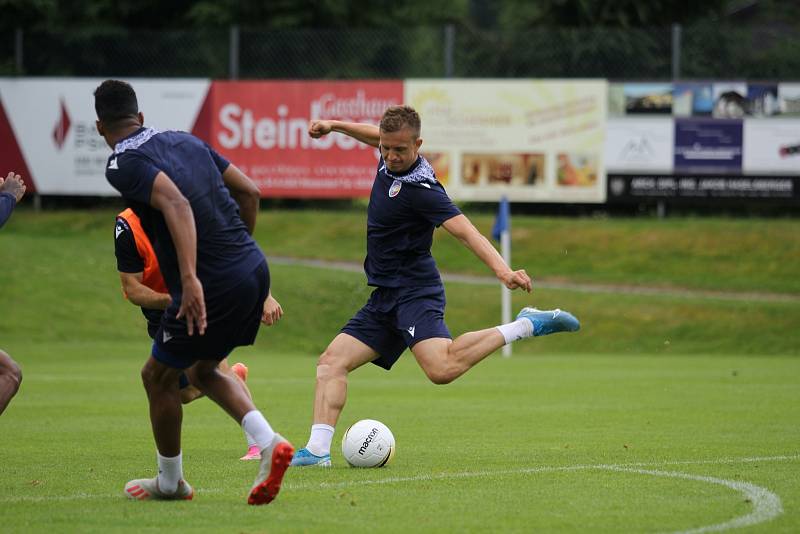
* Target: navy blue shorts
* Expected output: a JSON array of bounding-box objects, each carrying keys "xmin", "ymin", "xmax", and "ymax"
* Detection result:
[
  {"xmin": 341, "ymin": 285, "xmax": 451, "ymax": 370},
  {"xmin": 151, "ymin": 261, "xmax": 270, "ymax": 369}
]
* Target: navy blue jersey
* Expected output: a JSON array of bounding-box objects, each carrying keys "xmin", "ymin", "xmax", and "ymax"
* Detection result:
[
  {"xmin": 114, "ymin": 217, "xmax": 144, "ymax": 273},
  {"xmin": 105, "ymin": 127, "xmax": 265, "ymax": 299},
  {"xmin": 114, "ymin": 216, "xmax": 163, "ymax": 329},
  {"xmin": 364, "ymin": 155, "xmax": 461, "ymax": 288},
  {"xmin": 0, "ymin": 192, "xmax": 16, "ymax": 229}
]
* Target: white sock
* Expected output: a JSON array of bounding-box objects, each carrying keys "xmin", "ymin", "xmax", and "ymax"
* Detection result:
[
  {"xmin": 496, "ymin": 318, "xmax": 534, "ymax": 345},
  {"xmin": 156, "ymin": 451, "xmax": 182, "ymax": 494},
  {"xmin": 241, "ymin": 410, "xmax": 276, "ymax": 451},
  {"xmin": 245, "ymin": 431, "xmax": 257, "ymax": 448},
  {"xmin": 305, "ymin": 424, "xmax": 335, "ymax": 456}
]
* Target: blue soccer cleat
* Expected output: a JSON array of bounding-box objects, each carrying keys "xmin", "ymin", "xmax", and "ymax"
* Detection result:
[
  {"xmin": 290, "ymin": 448, "xmax": 332, "ymax": 467},
  {"xmin": 517, "ymin": 307, "xmax": 580, "ymax": 337}
]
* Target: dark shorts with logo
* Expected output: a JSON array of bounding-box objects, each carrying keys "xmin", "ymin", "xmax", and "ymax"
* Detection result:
[
  {"xmin": 341, "ymin": 284, "xmax": 451, "ymax": 370},
  {"xmin": 151, "ymin": 261, "xmax": 269, "ymax": 369}
]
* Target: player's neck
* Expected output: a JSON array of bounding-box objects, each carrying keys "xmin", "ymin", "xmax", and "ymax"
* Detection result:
[{"xmin": 107, "ymin": 121, "xmax": 144, "ymax": 148}]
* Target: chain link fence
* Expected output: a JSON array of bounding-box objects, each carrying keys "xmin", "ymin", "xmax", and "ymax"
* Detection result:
[{"xmin": 3, "ymin": 24, "xmax": 799, "ymax": 80}]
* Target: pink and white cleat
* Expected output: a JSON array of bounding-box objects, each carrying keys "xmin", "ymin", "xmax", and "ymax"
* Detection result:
[
  {"xmin": 240, "ymin": 445, "xmax": 262, "ymax": 461},
  {"xmin": 124, "ymin": 478, "xmax": 194, "ymax": 501}
]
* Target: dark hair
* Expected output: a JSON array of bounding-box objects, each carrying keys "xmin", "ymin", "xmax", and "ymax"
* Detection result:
[
  {"xmin": 380, "ymin": 105, "xmax": 421, "ymax": 138},
  {"xmin": 94, "ymin": 80, "xmax": 139, "ymax": 125}
]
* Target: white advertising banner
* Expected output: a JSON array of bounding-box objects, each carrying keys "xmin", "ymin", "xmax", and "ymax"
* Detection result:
[
  {"xmin": 605, "ymin": 117, "xmax": 673, "ymax": 173},
  {"xmin": 743, "ymin": 119, "xmax": 800, "ymax": 174},
  {"xmin": 405, "ymin": 79, "xmax": 608, "ymax": 203},
  {"xmin": 0, "ymin": 78, "xmax": 210, "ymax": 195}
]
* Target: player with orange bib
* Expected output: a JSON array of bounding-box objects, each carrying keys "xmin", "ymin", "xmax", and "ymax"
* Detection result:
[{"xmin": 114, "ymin": 208, "xmax": 261, "ymax": 460}]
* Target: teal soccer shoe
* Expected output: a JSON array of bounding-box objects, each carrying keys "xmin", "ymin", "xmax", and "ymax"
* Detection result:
[
  {"xmin": 290, "ymin": 448, "xmax": 332, "ymax": 467},
  {"xmin": 517, "ymin": 307, "xmax": 580, "ymax": 337}
]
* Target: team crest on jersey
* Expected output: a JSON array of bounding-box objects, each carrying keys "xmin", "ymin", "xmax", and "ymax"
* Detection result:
[{"xmin": 389, "ymin": 179, "xmax": 402, "ymax": 198}]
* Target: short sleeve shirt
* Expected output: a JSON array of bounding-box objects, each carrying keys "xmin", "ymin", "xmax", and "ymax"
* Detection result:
[
  {"xmin": 105, "ymin": 127, "xmax": 265, "ymax": 299},
  {"xmin": 113, "ymin": 215, "xmax": 163, "ymax": 327},
  {"xmin": 364, "ymin": 155, "xmax": 461, "ymax": 287}
]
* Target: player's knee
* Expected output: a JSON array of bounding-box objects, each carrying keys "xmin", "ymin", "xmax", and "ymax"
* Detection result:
[
  {"xmin": 424, "ymin": 365, "xmax": 458, "ymax": 385},
  {"xmin": 5, "ymin": 365, "xmax": 22, "ymax": 393},
  {"xmin": 317, "ymin": 350, "xmax": 348, "ymax": 378},
  {"xmin": 140, "ymin": 364, "xmax": 155, "ymax": 389},
  {"xmin": 0, "ymin": 351, "xmax": 22, "ymax": 392},
  {"xmin": 140, "ymin": 361, "xmax": 171, "ymax": 390}
]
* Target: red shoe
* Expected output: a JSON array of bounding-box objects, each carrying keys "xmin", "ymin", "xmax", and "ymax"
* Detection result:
[{"xmin": 247, "ymin": 434, "xmax": 294, "ymax": 505}]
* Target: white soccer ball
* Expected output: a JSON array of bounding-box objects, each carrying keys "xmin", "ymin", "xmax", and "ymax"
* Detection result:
[{"xmin": 341, "ymin": 419, "xmax": 395, "ymax": 468}]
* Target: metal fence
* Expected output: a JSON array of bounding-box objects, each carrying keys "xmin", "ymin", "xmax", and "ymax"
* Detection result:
[{"xmin": 4, "ymin": 23, "xmax": 800, "ymax": 80}]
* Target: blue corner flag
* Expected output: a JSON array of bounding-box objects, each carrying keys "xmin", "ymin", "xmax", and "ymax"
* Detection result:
[{"xmin": 492, "ymin": 196, "xmax": 510, "ymax": 242}]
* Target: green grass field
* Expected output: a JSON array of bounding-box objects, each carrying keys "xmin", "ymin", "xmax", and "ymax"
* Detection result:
[{"xmin": 1, "ymin": 208, "xmax": 799, "ymax": 532}]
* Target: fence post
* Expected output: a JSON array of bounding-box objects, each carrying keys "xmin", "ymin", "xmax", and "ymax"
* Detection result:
[
  {"xmin": 444, "ymin": 24, "xmax": 455, "ymax": 77},
  {"xmin": 671, "ymin": 23, "xmax": 682, "ymax": 80},
  {"xmin": 14, "ymin": 28, "xmax": 23, "ymax": 75},
  {"xmin": 229, "ymin": 25, "xmax": 240, "ymax": 80}
]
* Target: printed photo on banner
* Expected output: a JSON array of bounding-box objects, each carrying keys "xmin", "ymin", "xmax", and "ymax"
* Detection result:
[
  {"xmin": 423, "ymin": 152, "xmax": 451, "ymax": 185},
  {"xmin": 460, "ymin": 153, "xmax": 544, "ymax": 187},
  {"xmin": 712, "ymin": 83, "xmax": 747, "ymax": 119},
  {"xmin": 778, "ymin": 83, "xmax": 800, "ymax": 117},
  {"xmin": 746, "ymin": 84, "xmax": 779, "ymax": 117},
  {"xmin": 623, "ymin": 83, "xmax": 672, "ymax": 115},
  {"xmin": 672, "ymin": 83, "xmax": 713, "ymax": 117},
  {"xmin": 608, "ymin": 84, "xmax": 625, "ymax": 117},
  {"xmin": 556, "ymin": 153, "xmax": 598, "ymax": 187}
]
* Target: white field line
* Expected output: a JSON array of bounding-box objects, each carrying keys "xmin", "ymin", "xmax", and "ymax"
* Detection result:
[
  {"xmin": 268, "ymin": 256, "xmax": 800, "ymax": 303},
  {"xmin": 2, "ymin": 454, "xmax": 796, "ymax": 531},
  {"xmin": 602, "ymin": 467, "xmax": 783, "ymax": 534}
]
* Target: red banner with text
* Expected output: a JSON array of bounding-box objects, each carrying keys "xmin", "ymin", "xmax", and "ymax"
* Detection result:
[{"xmin": 196, "ymin": 80, "xmax": 403, "ymax": 198}]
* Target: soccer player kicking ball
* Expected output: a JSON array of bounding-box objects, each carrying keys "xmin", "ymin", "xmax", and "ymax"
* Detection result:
[
  {"xmin": 114, "ymin": 208, "xmax": 280, "ymax": 461},
  {"xmin": 95, "ymin": 80, "xmax": 293, "ymax": 504},
  {"xmin": 291, "ymin": 106, "xmax": 580, "ymax": 467}
]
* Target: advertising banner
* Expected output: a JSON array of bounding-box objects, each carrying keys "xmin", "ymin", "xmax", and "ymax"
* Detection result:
[
  {"xmin": 743, "ymin": 119, "xmax": 800, "ymax": 174},
  {"xmin": 406, "ymin": 79, "xmax": 608, "ymax": 203},
  {"xmin": 674, "ymin": 118, "xmax": 743, "ymax": 174},
  {"xmin": 202, "ymin": 81, "xmax": 403, "ymax": 198},
  {"xmin": 0, "ymin": 78, "xmax": 210, "ymax": 195},
  {"xmin": 605, "ymin": 117, "xmax": 673, "ymax": 173},
  {"xmin": 608, "ymin": 174, "xmax": 799, "ymax": 203}
]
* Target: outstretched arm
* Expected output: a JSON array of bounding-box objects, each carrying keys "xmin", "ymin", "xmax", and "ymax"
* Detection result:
[
  {"xmin": 308, "ymin": 120, "xmax": 380, "ymax": 148},
  {"xmin": 150, "ymin": 171, "xmax": 206, "ymax": 335},
  {"xmin": 442, "ymin": 214, "xmax": 532, "ymax": 292}
]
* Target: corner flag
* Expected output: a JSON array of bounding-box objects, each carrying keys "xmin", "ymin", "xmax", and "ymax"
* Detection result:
[
  {"xmin": 492, "ymin": 196, "xmax": 512, "ymax": 357},
  {"xmin": 492, "ymin": 195, "xmax": 510, "ymax": 242}
]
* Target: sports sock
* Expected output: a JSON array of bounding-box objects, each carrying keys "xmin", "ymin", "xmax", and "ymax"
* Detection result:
[
  {"xmin": 245, "ymin": 430, "xmax": 257, "ymax": 448},
  {"xmin": 496, "ymin": 318, "xmax": 534, "ymax": 345},
  {"xmin": 241, "ymin": 410, "xmax": 276, "ymax": 451},
  {"xmin": 156, "ymin": 451, "xmax": 182, "ymax": 494},
  {"xmin": 305, "ymin": 423, "xmax": 335, "ymax": 456}
]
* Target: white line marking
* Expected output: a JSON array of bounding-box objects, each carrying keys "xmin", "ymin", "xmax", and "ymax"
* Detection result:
[
  {"xmin": 1, "ymin": 453, "xmax": 795, "ymax": 532},
  {"xmin": 603, "ymin": 467, "xmax": 783, "ymax": 533}
]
